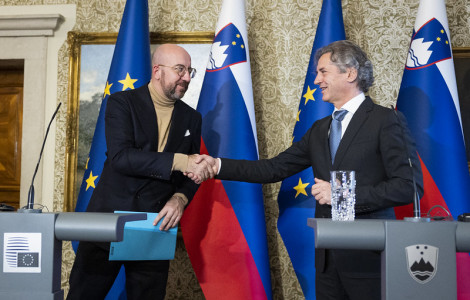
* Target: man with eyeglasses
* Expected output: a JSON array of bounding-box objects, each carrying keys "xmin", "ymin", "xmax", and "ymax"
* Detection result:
[{"xmin": 68, "ymin": 44, "xmax": 216, "ymax": 300}]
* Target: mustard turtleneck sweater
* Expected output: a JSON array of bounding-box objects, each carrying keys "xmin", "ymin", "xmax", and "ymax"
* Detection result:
[{"xmin": 148, "ymin": 82, "xmax": 189, "ymax": 205}]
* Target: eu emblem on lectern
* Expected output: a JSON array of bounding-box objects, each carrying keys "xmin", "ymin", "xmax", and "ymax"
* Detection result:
[{"xmin": 3, "ymin": 232, "xmax": 42, "ymax": 273}]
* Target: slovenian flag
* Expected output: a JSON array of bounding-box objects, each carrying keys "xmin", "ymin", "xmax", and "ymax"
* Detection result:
[
  {"xmin": 276, "ymin": 0, "xmax": 345, "ymax": 299},
  {"xmin": 180, "ymin": 0, "xmax": 272, "ymax": 299},
  {"xmin": 396, "ymin": 0, "xmax": 470, "ymax": 298},
  {"xmin": 73, "ymin": 0, "xmax": 151, "ymax": 298}
]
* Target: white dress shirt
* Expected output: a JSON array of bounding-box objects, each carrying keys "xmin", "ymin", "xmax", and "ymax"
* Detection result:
[{"xmin": 331, "ymin": 93, "xmax": 366, "ymax": 138}]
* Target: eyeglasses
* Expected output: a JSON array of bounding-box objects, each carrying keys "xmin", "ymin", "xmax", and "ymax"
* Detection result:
[{"xmin": 158, "ymin": 64, "xmax": 196, "ymax": 78}]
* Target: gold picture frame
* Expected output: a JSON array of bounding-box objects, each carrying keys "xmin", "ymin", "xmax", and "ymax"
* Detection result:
[{"xmin": 64, "ymin": 31, "xmax": 214, "ymax": 212}]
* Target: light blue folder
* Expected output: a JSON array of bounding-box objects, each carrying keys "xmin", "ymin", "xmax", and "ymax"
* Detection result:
[{"xmin": 109, "ymin": 211, "xmax": 177, "ymax": 261}]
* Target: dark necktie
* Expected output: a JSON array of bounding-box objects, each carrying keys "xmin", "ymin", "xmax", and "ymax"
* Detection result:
[{"xmin": 329, "ymin": 109, "xmax": 348, "ymax": 163}]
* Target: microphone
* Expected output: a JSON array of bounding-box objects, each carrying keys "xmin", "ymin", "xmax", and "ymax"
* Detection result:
[
  {"xmin": 18, "ymin": 102, "xmax": 62, "ymax": 213},
  {"xmin": 389, "ymin": 105, "xmax": 426, "ymax": 221}
]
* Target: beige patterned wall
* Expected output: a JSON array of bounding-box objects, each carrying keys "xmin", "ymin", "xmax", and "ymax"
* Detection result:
[{"xmin": 1, "ymin": 0, "xmax": 469, "ymax": 299}]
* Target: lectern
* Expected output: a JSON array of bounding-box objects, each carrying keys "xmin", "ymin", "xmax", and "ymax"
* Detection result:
[
  {"xmin": 0, "ymin": 212, "xmax": 146, "ymax": 300},
  {"xmin": 308, "ymin": 219, "xmax": 470, "ymax": 299}
]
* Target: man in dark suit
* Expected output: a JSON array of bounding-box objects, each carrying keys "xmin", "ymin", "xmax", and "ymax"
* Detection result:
[
  {"xmin": 68, "ymin": 44, "xmax": 215, "ymax": 300},
  {"xmin": 189, "ymin": 40, "xmax": 423, "ymax": 300}
]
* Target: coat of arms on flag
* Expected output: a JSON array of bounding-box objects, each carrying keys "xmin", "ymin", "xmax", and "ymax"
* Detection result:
[
  {"xmin": 207, "ymin": 23, "xmax": 247, "ymax": 71},
  {"xmin": 406, "ymin": 18, "xmax": 452, "ymax": 69}
]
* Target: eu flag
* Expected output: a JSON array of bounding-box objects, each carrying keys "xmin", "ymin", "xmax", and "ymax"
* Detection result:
[
  {"xmin": 396, "ymin": 0, "xmax": 470, "ymax": 298},
  {"xmin": 73, "ymin": 0, "xmax": 151, "ymax": 298},
  {"xmin": 180, "ymin": 0, "xmax": 272, "ymax": 299},
  {"xmin": 276, "ymin": 0, "xmax": 345, "ymax": 299}
]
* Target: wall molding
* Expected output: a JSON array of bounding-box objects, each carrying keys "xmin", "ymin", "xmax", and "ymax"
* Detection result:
[{"xmin": 0, "ymin": 14, "xmax": 63, "ymax": 37}]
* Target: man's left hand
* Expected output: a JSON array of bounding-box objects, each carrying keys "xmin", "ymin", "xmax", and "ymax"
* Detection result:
[{"xmin": 152, "ymin": 195, "xmax": 186, "ymax": 231}]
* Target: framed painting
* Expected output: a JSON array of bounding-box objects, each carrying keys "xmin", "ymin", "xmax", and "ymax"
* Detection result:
[
  {"xmin": 453, "ymin": 48, "xmax": 470, "ymax": 163},
  {"xmin": 64, "ymin": 31, "xmax": 213, "ymax": 212}
]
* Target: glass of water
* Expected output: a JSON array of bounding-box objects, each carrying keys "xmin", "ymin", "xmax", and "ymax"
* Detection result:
[{"xmin": 330, "ymin": 170, "xmax": 356, "ymax": 221}]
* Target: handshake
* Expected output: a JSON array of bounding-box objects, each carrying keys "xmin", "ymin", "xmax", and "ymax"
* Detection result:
[{"xmin": 185, "ymin": 154, "xmax": 220, "ymax": 184}]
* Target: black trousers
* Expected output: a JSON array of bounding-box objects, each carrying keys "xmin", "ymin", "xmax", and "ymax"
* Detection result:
[
  {"xmin": 67, "ymin": 242, "xmax": 169, "ymax": 300},
  {"xmin": 315, "ymin": 250, "xmax": 381, "ymax": 300}
]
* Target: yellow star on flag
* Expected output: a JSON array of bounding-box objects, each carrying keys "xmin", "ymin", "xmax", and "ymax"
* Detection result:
[
  {"xmin": 119, "ymin": 73, "xmax": 138, "ymax": 91},
  {"xmin": 103, "ymin": 81, "xmax": 113, "ymax": 98},
  {"xmin": 293, "ymin": 177, "xmax": 309, "ymax": 198},
  {"xmin": 85, "ymin": 170, "xmax": 99, "ymax": 191},
  {"xmin": 303, "ymin": 86, "xmax": 316, "ymax": 105},
  {"xmin": 296, "ymin": 110, "xmax": 301, "ymax": 122},
  {"xmin": 85, "ymin": 157, "xmax": 89, "ymax": 170}
]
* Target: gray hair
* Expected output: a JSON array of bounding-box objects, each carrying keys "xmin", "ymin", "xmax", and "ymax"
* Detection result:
[{"xmin": 315, "ymin": 40, "xmax": 374, "ymax": 92}]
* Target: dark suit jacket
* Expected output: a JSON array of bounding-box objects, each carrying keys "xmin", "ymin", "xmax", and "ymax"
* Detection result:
[
  {"xmin": 218, "ymin": 97, "xmax": 423, "ymax": 279},
  {"xmin": 87, "ymin": 84, "xmax": 201, "ymax": 214}
]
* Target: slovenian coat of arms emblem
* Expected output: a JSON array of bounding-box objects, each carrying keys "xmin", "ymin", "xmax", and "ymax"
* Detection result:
[{"xmin": 405, "ymin": 244, "xmax": 438, "ymax": 284}]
